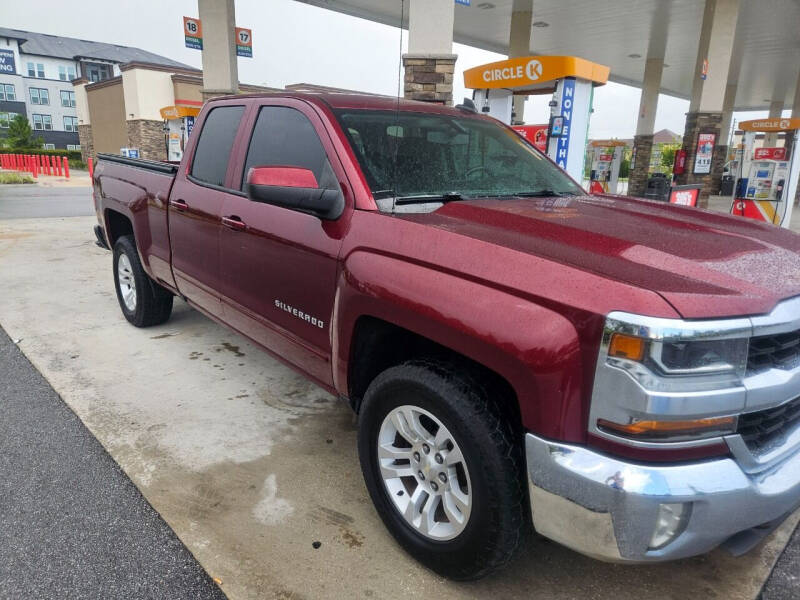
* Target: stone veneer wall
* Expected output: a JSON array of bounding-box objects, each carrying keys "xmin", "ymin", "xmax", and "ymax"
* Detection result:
[
  {"xmin": 77, "ymin": 124, "xmax": 94, "ymax": 164},
  {"xmin": 126, "ymin": 120, "xmax": 167, "ymax": 161},
  {"xmin": 674, "ymin": 111, "xmax": 725, "ymax": 206},
  {"xmin": 628, "ymin": 134, "xmax": 654, "ymax": 197},
  {"xmin": 402, "ymin": 54, "xmax": 457, "ymax": 104}
]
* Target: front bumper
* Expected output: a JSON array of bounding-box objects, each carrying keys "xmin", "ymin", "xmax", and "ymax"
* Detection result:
[{"xmin": 526, "ymin": 432, "xmax": 800, "ymax": 562}]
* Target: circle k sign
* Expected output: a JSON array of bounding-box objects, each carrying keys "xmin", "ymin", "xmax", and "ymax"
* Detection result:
[{"xmin": 463, "ymin": 55, "xmax": 610, "ymax": 91}]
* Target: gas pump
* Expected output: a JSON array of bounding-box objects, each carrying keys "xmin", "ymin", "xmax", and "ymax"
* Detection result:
[
  {"xmin": 730, "ymin": 118, "xmax": 800, "ymax": 227},
  {"xmin": 463, "ymin": 56, "xmax": 609, "ymax": 183},
  {"xmin": 588, "ymin": 140, "xmax": 625, "ymax": 194},
  {"xmin": 159, "ymin": 105, "xmax": 200, "ymax": 162}
]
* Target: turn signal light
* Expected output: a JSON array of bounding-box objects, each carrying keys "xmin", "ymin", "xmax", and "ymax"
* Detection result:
[
  {"xmin": 608, "ymin": 333, "xmax": 645, "ymax": 361},
  {"xmin": 597, "ymin": 416, "xmax": 737, "ymax": 441}
]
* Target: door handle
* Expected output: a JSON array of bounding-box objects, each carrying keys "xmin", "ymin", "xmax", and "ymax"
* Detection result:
[
  {"xmin": 221, "ymin": 215, "xmax": 246, "ymax": 231},
  {"xmin": 170, "ymin": 198, "xmax": 188, "ymax": 211}
]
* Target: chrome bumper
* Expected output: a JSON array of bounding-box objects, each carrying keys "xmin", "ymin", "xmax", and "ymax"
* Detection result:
[{"xmin": 525, "ymin": 432, "xmax": 800, "ymax": 562}]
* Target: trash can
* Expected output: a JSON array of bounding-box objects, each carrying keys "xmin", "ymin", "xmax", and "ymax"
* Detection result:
[
  {"xmin": 644, "ymin": 174, "xmax": 670, "ymax": 201},
  {"xmin": 720, "ymin": 175, "xmax": 735, "ymax": 196}
]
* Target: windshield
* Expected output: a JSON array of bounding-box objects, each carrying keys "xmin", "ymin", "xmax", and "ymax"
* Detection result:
[{"xmin": 335, "ymin": 109, "xmax": 583, "ymax": 210}]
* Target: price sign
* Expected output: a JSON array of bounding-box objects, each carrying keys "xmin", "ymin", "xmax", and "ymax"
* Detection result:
[
  {"xmin": 235, "ymin": 27, "xmax": 253, "ymax": 58},
  {"xmin": 183, "ymin": 17, "xmax": 203, "ymax": 50}
]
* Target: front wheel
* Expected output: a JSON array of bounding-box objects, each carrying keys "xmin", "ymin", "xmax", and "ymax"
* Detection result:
[
  {"xmin": 357, "ymin": 360, "xmax": 527, "ymax": 580},
  {"xmin": 113, "ymin": 235, "xmax": 173, "ymax": 327}
]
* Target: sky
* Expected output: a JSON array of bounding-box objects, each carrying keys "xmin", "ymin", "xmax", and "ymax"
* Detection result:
[{"xmin": 4, "ymin": 0, "xmax": 783, "ymax": 141}]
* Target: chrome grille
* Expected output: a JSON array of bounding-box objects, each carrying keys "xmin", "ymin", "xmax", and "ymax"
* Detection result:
[
  {"xmin": 737, "ymin": 396, "xmax": 800, "ymax": 452},
  {"xmin": 746, "ymin": 330, "xmax": 800, "ymax": 375}
]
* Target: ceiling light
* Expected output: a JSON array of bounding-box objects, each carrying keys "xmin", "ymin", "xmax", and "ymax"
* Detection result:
[
  {"xmin": 477, "ymin": 2, "xmax": 495, "ymax": 8},
  {"xmin": 628, "ymin": 53, "xmax": 642, "ymax": 58},
  {"xmin": 532, "ymin": 21, "xmax": 549, "ymax": 27}
]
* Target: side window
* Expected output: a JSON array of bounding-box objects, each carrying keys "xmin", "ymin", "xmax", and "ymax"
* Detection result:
[
  {"xmin": 190, "ymin": 105, "xmax": 245, "ymax": 187},
  {"xmin": 241, "ymin": 106, "xmax": 337, "ymax": 190}
]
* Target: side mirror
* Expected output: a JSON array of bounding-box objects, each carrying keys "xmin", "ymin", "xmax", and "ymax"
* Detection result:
[{"xmin": 245, "ymin": 166, "xmax": 344, "ymax": 220}]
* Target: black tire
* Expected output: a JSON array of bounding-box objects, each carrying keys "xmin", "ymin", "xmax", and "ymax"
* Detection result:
[
  {"xmin": 112, "ymin": 235, "xmax": 173, "ymax": 327},
  {"xmin": 357, "ymin": 360, "xmax": 527, "ymax": 580}
]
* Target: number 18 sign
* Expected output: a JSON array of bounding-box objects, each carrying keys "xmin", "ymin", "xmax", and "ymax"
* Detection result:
[
  {"xmin": 235, "ymin": 27, "xmax": 253, "ymax": 58},
  {"xmin": 183, "ymin": 17, "xmax": 203, "ymax": 50}
]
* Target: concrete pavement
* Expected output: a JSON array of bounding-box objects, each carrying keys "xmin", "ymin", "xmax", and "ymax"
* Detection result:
[{"xmin": 1, "ymin": 213, "xmax": 798, "ymax": 599}]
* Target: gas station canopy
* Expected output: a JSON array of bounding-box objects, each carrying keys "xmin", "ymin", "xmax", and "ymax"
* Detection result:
[{"xmin": 296, "ymin": 0, "xmax": 800, "ymax": 111}]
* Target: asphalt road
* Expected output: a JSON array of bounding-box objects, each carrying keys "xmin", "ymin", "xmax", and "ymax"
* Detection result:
[
  {"xmin": 0, "ymin": 327, "xmax": 226, "ymax": 600},
  {"xmin": 0, "ymin": 184, "xmax": 94, "ymax": 219}
]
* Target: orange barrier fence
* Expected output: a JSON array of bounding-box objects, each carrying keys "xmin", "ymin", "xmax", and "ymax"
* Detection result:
[{"xmin": 0, "ymin": 153, "xmax": 72, "ymax": 179}]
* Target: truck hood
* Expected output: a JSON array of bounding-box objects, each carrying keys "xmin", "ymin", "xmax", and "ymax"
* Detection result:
[{"xmin": 401, "ymin": 194, "xmax": 800, "ymax": 319}]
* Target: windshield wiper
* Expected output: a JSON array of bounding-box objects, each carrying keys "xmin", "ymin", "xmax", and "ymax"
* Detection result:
[
  {"xmin": 394, "ymin": 192, "xmax": 469, "ymax": 205},
  {"xmin": 506, "ymin": 190, "xmax": 578, "ymax": 198}
]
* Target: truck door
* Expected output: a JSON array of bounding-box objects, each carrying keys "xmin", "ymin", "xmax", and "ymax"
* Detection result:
[
  {"xmin": 168, "ymin": 103, "xmax": 246, "ymax": 317},
  {"xmin": 218, "ymin": 101, "xmax": 348, "ymax": 387}
]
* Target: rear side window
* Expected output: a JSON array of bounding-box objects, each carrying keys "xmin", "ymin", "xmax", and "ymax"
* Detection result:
[
  {"xmin": 190, "ymin": 105, "xmax": 245, "ymax": 187},
  {"xmin": 241, "ymin": 106, "xmax": 336, "ymax": 190}
]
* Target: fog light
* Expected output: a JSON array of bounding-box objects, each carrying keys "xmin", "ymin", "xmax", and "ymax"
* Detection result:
[{"xmin": 649, "ymin": 503, "xmax": 691, "ymax": 550}]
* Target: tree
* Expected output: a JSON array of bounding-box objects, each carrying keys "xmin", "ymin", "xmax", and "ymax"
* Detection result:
[
  {"xmin": 7, "ymin": 114, "xmax": 43, "ymax": 149},
  {"xmin": 660, "ymin": 143, "xmax": 681, "ymax": 173}
]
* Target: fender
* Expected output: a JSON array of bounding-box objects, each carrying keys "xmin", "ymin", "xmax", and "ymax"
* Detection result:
[
  {"xmin": 95, "ymin": 160, "xmax": 177, "ymax": 290},
  {"xmin": 333, "ymin": 250, "xmax": 589, "ymax": 443}
]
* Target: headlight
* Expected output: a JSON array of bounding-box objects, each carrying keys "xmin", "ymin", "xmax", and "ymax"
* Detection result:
[
  {"xmin": 606, "ymin": 332, "xmax": 749, "ymax": 393},
  {"xmin": 591, "ymin": 314, "xmax": 752, "ymax": 447}
]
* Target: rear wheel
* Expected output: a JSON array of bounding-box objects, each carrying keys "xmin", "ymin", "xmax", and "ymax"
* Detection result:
[
  {"xmin": 357, "ymin": 360, "xmax": 527, "ymax": 580},
  {"xmin": 112, "ymin": 235, "xmax": 173, "ymax": 327}
]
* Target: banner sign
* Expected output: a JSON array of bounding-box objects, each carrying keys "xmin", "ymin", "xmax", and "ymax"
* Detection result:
[
  {"xmin": 754, "ymin": 147, "xmax": 787, "ymax": 161},
  {"xmin": 0, "ymin": 49, "xmax": 16, "ymax": 75},
  {"xmin": 693, "ymin": 132, "xmax": 715, "ymax": 174},
  {"xmin": 669, "ymin": 185, "xmax": 700, "ymax": 207},
  {"xmin": 512, "ymin": 124, "xmax": 548, "ymax": 153},
  {"xmin": 183, "ymin": 17, "xmax": 203, "ymax": 50},
  {"xmin": 235, "ymin": 27, "xmax": 253, "ymax": 58}
]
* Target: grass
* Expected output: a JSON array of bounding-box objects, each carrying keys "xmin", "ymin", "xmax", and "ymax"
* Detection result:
[{"xmin": 0, "ymin": 172, "xmax": 35, "ymax": 184}]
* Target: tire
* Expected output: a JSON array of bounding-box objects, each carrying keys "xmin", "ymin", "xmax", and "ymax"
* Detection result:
[
  {"xmin": 357, "ymin": 360, "xmax": 527, "ymax": 580},
  {"xmin": 112, "ymin": 235, "xmax": 173, "ymax": 328}
]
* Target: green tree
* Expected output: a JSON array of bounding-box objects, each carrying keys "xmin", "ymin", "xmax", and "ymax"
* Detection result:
[
  {"xmin": 7, "ymin": 114, "xmax": 43, "ymax": 149},
  {"xmin": 660, "ymin": 143, "xmax": 681, "ymax": 173}
]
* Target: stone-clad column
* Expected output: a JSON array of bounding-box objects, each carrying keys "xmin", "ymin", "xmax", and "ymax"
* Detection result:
[
  {"xmin": 403, "ymin": 0, "xmax": 456, "ymax": 104},
  {"xmin": 674, "ymin": 0, "xmax": 740, "ymax": 205},
  {"xmin": 628, "ymin": 58, "xmax": 664, "ymax": 197}
]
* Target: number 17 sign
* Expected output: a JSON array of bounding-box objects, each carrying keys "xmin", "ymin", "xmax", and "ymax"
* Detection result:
[{"xmin": 235, "ymin": 27, "xmax": 253, "ymax": 58}]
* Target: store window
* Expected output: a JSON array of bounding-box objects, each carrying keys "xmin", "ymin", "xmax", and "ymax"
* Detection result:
[
  {"xmin": 44, "ymin": 143, "xmax": 56, "ymax": 150},
  {"xmin": 32, "ymin": 114, "xmax": 52, "ymax": 130},
  {"xmin": 190, "ymin": 105, "xmax": 245, "ymax": 187},
  {"xmin": 60, "ymin": 90, "xmax": 76, "ymax": 107},
  {"xmin": 0, "ymin": 84, "xmax": 15, "ymax": 101},
  {"xmin": 30, "ymin": 88, "xmax": 49, "ymax": 105},
  {"xmin": 63, "ymin": 116, "xmax": 78, "ymax": 132}
]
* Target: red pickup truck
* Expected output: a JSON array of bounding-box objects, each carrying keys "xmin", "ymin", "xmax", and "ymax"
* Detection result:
[{"xmin": 93, "ymin": 92, "xmax": 800, "ymax": 580}]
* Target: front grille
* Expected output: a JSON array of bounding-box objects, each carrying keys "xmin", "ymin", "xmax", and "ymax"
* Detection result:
[
  {"xmin": 738, "ymin": 396, "xmax": 800, "ymax": 452},
  {"xmin": 747, "ymin": 330, "xmax": 800, "ymax": 375}
]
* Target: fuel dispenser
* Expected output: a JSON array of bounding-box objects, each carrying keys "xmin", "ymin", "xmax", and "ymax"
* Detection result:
[
  {"xmin": 159, "ymin": 104, "xmax": 200, "ymax": 162},
  {"xmin": 588, "ymin": 140, "xmax": 625, "ymax": 194},
  {"xmin": 729, "ymin": 118, "xmax": 800, "ymax": 227},
  {"xmin": 463, "ymin": 56, "xmax": 609, "ymax": 183}
]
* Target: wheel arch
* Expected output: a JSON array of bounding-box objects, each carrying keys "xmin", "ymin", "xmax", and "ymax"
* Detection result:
[{"xmin": 333, "ymin": 251, "xmax": 587, "ymax": 442}]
